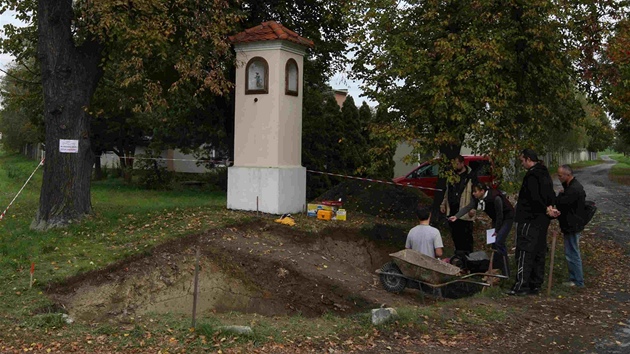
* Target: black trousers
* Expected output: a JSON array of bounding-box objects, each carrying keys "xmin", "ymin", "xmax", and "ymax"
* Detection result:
[
  {"xmin": 513, "ymin": 216, "xmax": 550, "ymax": 292},
  {"xmin": 449, "ymin": 219, "xmax": 474, "ymax": 253}
]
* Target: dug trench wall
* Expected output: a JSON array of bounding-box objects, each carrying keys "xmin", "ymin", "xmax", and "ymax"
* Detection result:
[{"xmin": 46, "ymin": 221, "xmax": 417, "ymax": 323}]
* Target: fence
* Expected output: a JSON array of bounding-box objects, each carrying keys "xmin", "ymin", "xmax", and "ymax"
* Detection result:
[{"xmin": 540, "ymin": 149, "xmax": 593, "ymax": 167}]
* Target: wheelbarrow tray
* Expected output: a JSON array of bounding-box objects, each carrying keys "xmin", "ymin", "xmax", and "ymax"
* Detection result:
[
  {"xmin": 390, "ymin": 249, "xmax": 461, "ymax": 276},
  {"xmin": 388, "ymin": 249, "xmax": 460, "ymax": 286},
  {"xmin": 376, "ymin": 249, "xmax": 508, "ymax": 293}
]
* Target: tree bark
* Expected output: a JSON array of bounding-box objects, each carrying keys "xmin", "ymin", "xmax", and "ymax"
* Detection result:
[{"xmin": 32, "ymin": 0, "xmax": 102, "ymax": 230}]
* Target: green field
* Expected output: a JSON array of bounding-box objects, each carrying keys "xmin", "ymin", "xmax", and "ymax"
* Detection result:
[{"xmin": 605, "ymin": 153, "xmax": 630, "ymax": 185}]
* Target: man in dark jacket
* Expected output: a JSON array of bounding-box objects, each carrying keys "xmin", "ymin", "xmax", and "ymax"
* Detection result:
[
  {"xmin": 554, "ymin": 164, "xmax": 586, "ymax": 287},
  {"xmin": 508, "ymin": 149, "xmax": 556, "ymax": 296},
  {"xmin": 449, "ymin": 182, "xmax": 515, "ymax": 276},
  {"xmin": 440, "ymin": 155, "xmax": 477, "ymax": 253}
]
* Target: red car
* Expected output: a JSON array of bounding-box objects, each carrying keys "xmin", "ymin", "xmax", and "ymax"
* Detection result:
[{"xmin": 392, "ymin": 155, "xmax": 496, "ymax": 197}]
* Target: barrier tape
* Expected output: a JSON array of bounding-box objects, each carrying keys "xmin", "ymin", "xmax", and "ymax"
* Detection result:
[
  {"xmin": 306, "ymin": 169, "xmax": 443, "ymax": 192},
  {"xmin": 115, "ymin": 156, "xmax": 232, "ymax": 164},
  {"xmin": 0, "ymin": 158, "xmax": 44, "ymax": 222},
  {"xmin": 111, "ymin": 155, "xmax": 443, "ymax": 192}
]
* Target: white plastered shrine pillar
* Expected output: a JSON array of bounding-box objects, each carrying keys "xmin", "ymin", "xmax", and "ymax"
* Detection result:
[{"xmin": 227, "ymin": 22, "xmax": 312, "ymax": 214}]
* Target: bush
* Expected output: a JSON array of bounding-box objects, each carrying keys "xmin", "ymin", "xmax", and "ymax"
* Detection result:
[
  {"xmin": 134, "ymin": 154, "xmax": 173, "ymax": 190},
  {"xmin": 210, "ymin": 167, "xmax": 228, "ymax": 191}
]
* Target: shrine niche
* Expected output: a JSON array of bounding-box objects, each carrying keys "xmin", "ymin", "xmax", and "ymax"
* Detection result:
[
  {"xmin": 285, "ymin": 58, "xmax": 298, "ymax": 96},
  {"xmin": 245, "ymin": 57, "xmax": 268, "ymax": 94}
]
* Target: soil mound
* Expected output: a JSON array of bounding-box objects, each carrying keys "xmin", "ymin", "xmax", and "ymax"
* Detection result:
[{"xmin": 316, "ymin": 180, "xmax": 432, "ymax": 220}]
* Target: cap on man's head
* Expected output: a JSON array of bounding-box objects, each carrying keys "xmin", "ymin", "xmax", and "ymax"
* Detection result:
[{"xmin": 521, "ymin": 148, "xmax": 539, "ymax": 162}]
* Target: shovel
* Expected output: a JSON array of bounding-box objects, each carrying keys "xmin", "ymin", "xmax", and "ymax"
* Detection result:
[{"xmin": 546, "ymin": 230, "xmax": 558, "ymax": 297}]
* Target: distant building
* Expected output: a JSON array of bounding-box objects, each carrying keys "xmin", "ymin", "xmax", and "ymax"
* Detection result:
[{"xmin": 333, "ymin": 88, "xmax": 348, "ymax": 108}]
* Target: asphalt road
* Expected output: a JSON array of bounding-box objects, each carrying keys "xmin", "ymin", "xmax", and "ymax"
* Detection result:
[{"xmin": 564, "ymin": 156, "xmax": 630, "ymax": 354}]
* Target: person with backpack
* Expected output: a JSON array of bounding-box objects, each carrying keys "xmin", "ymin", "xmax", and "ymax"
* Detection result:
[
  {"xmin": 551, "ymin": 164, "xmax": 586, "ymax": 287},
  {"xmin": 440, "ymin": 155, "xmax": 478, "ymax": 253},
  {"xmin": 448, "ymin": 182, "xmax": 515, "ymax": 276}
]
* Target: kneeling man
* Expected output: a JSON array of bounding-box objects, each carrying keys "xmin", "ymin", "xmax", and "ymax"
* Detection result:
[{"xmin": 406, "ymin": 207, "xmax": 444, "ymax": 259}]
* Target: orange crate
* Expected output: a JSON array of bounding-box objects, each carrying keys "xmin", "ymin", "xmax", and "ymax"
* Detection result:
[{"xmin": 317, "ymin": 210, "xmax": 333, "ymax": 220}]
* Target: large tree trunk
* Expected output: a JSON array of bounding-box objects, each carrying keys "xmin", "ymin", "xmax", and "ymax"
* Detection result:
[{"xmin": 32, "ymin": 0, "xmax": 102, "ymax": 230}]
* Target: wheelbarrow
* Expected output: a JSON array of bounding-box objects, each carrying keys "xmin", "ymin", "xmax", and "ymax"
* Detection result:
[{"xmin": 376, "ymin": 249, "xmax": 508, "ymax": 294}]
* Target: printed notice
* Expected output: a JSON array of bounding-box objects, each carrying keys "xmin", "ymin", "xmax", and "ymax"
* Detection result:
[
  {"xmin": 59, "ymin": 139, "xmax": 79, "ymax": 153},
  {"xmin": 486, "ymin": 228, "xmax": 496, "ymax": 245}
]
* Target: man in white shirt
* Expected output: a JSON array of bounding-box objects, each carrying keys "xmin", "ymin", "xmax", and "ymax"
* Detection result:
[{"xmin": 406, "ymin": 207, "xmax": 444, "ymax": 258}]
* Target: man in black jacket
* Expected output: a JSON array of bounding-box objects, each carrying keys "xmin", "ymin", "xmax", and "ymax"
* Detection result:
[
  {"xmin": 553, "ymin": 164, "xmax": 586, "ymax": 287},
  {"xmin": 508, "ymin": 149, "xmax": 556, "ymax": 296},
  {"xmin": 449, "ymin": 182, "xmax": 515, "ymax": 276}
]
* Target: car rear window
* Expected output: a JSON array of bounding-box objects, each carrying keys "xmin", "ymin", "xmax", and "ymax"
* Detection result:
[{"xmin": 409, "ymin": 164, "xmax": 439, "ymax": 178}]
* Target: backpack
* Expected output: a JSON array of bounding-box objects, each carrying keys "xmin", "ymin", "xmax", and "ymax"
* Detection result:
[{"xmin": 582, "ymin": 200, "xmax": 597, "ymax": 227}]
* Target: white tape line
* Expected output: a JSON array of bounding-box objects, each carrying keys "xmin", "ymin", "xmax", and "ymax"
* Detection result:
[{"xmin": 0, "ymin": 158, "xmax": 44, "ymax": 221}]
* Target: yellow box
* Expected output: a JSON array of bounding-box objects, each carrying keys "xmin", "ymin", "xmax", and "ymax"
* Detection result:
[
  {"xmin": 335, "ymin": 209, "xmax": 346, "ymax": 221},
  {"xmin": 317, "ymin": 210, "xmax": 333, "ymax": 220},
  {"xmin": 307, "ymin": 203, "xmax": 333, "ymax": 217}
]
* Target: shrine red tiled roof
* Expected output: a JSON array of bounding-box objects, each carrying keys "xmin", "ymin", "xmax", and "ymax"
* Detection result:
[{"xmin": 229, "ymin": 21, "xmax": 314, "ymax": 48}]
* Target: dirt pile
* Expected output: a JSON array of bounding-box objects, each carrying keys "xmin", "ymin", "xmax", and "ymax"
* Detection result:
[{"xmin": 317, "ymin": 180, "xmax": 433, "ymax": 220}]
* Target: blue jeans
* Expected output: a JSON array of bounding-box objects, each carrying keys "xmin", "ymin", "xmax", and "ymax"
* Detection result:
[
  {"xmin": 493, "ymin": 220, "xmax": 513, "ymax": 257},
  {"xmin": 492, "ymin": 220, "xmax": 513, "ymax": 276},
  {"xmin": 563, "ymin": 232, "xmax": 584, "ymax": 287}
]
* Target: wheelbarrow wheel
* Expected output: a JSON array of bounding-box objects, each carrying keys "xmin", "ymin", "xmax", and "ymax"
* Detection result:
[{"xmin": 379, "ymin": 262, "xmax": 406, "ymax": 293}]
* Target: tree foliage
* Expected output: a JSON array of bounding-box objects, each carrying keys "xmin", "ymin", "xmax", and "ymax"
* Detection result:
[
  {"xmin": 584, "ymin": 101, "xmax": 614, "ymax": 152},
  {"xmin": 604, "ymin": 16, "xmax": 630, "ymax": 151},
  {"xmin": 0, "ymin": 63, "xmax": 42, "ymax": 152},
  {"xmin": 339, "ymin": 95, "xmax": 370, "ymax": 176},
  {"xmin": 302, "ymin": 87, "xmax": 343, "ymax": 199},
  {"xmin": 350, "ymin": 0, "xmax": 585, "ymax": 173},
  {"xmin": 365, "ymin": 106, "xmax": 396, "ymax": 179}
]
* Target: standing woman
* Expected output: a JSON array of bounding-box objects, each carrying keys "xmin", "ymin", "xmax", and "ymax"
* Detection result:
[{"xmin": 448, "ymin": 182, "xmax": 515, "ymax": 276}]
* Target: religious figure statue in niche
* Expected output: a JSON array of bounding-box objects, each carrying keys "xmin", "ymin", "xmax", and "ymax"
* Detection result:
[{"xmin": 246, "ymin": 57, "xmax": 268, "ymax": 94}]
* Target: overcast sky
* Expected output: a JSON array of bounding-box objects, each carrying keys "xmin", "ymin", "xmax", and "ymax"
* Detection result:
[{"xmin": 0, "ymin": 10, "xmax": 20, "ymax": 72}]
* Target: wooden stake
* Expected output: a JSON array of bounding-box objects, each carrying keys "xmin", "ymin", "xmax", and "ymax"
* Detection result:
[
  {"xmin": 483, "ymin": 250, "xmax": 495, "ymax": 291},
  {"xmin": 191, "ymin": 246, "xmax": 201, "ymax": 328},
  {"xmin": 29, "ymin": 262, "xmax": 34, "ymax": 289},
  {"xmin": 547, "ymin": 230, "xmax": 558, "ymax": 297}
]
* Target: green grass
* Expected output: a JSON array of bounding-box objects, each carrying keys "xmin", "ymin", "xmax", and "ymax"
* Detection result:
[{"xmin": 606, "ymin": 153, "xmax": 630, "ymax": 185}]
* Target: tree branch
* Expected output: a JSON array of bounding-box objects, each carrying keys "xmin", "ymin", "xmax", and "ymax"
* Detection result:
[
  {"xmin": 17, "ymin": 60, "xmax": 40, "ymax": 78},
  {"xmin": 0, "ymin": 67, "xmax": 41, "ymax": 85}
]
